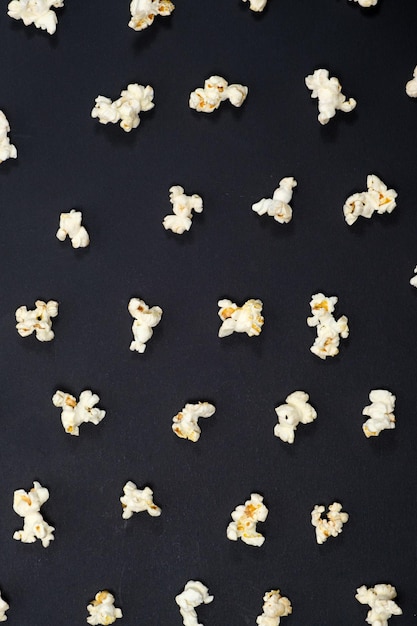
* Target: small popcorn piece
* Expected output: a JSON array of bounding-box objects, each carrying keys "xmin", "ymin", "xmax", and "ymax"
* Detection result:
[
  {"xmin": 0, "ymin": 591, "xmax": 9, "ymax": 622},
  {"xmin": 406, "ymin": 66, "xmax": 417, "ymax": 97},
  {"xmin": 343, "ymin": 174, "xmax": 397, "ymax": 225},
  {"xmin": 307, "ymin": 293, "xmax": 349, "ymax": 359},
  {"xmin": 189, "ymin": 75, "xmax": 248, "ymax": 113},
  {"xmin": 7, "ymin": 0, "xmax": 64, "ymax": 34},
  {"xmin": 87, "ymin": 591, "xmax": 122, "ymax": 625},
  {"xmin": 305, "ymin": 69, "xmax": 356, "ymax": 125},
  {"xmin": 227, "ymin": 493, "xmax": 268, "ymax": 547},
  {"xmin": 274, "ymin": 391, "xmax": 317, "ymax": 444},
  {"xmin": 362, "ymin": 389, "xmax": 396, "ymax": 438},
  {"xmin": 175, "ymin": 580, "xmax": 213, "ymax": 626},
  {"xmin": 162, "ymin": 185, "xmax": 203, "ymax": 234},
  {"xmin": 218, "ymin": 298, "xmax": 264, "ymax": 338},
  {"xmin": 242, "ymin": 0, "xmax": 268, "ymax": 12},
  {"xmin": 120, "ymin": 481, "xmax": 161, "ymax": 519},
  {"xmin": 172, "ymin": 402, "xmax": 215, "ymax": 442},
  {"xmin": 52, "ymin": 390, "xmax": 106, "ymax": 436},
  {"xmin": 91, "ymin": 83, "xmax": 154, "ymax": 132},
  {"xmin": 256, "ymin": 589, "xmax": 292, "ymax": 626},
  {"xmin": 356, "ymin": 584, "xmax": 402, "ymax": 626},
  {"xmin": 311, "ymin": 502, "xmax": 349, "ymax": 544},
  {"xmin": 128, "ymin": 297, "xmax": 162, "ymax": 353},
  {"xmin": 128, "ymin": 0, "xmax": 174, "ymax": 31},
  {"xmin": 13, "ymin": 481, "xmax": 54, "ymax": 548},
  {"xmin": 15, "ymin": 300, "xmax": 58, "ymax": 342},
  {"xmin": 252, "ymin": 177, "xmax": 297, "ymax": 224},
  {"xmin": 56, "ymin": 210, "xmax": 89, "ymax": 248},
  {"xmin": 410, "ymin": 265, "xmax": 417, "ymax": 288},
  {"xmin": 349, "ymin": 0, "xmax": 378, "ymax": 6},
  {"xmin": 0, "ymin": 110, "xmax": 17, "ymax": 164}
]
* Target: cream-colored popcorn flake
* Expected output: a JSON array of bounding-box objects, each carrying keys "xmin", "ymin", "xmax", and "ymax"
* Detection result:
[
  {"xmin": 7, "ymin": 0, "xmax": 63, "ymax": 34},
  {"xmin": 52, "ymin": 390, "xmax": 106, "ymax": 436},
  {"xmin": 349, "ymin": 0, "xmax": 378, "ymax": 6},
  {"xmin": 307, "ymin": 293, "xmax": 349, "ymax": 359},
  {"xmin": 87, "ymin": 591, "xmax": 122, "ymax": 625},
  {"xmin": 274, "ymin": 391, "xmax": 317, "ymax": 444},
  {"xmin": 343, "ymin": 175, "xmax": 397, "ymax": 225},
  {"xmin": 0, "ymin": 110, "xmax": 17, "ymax": 164},
  {"xmin": 172, "ymin": 402, "xmax": 215, "ymax": 442},
  {"xmin": 175, "ymin": 580, "xmax": 213, "ymax": 626},
  {"xmin": 227, "ymin": 493, "xmax": 268, "ymax": 546},
  {"xmin": 120, "ymin": 481, "xmax": 161, "ymax": 518},
  {"xmin": 252, "ymin": 177, "xmax": 297, "ymax": 224},
  {"xmin": 128, "ymin": 297, "xmax": 162, "ymax": 353},
  {"xmin": 256, "ymin": 589, "xmax": 292, "ymax": 626},
  {"xmin": 13, "ymin": 481, "xmax": 54, "ymax": 548},
  {"xmin": 356, "ymin": 584, "xmax": 402, "ymax": 626},
  {"xmin": 311, "ymin": 502, "xmax": 349, "ymax": 544},
  {"xmin": 362, "ymin": 389, "xmax": 396, "ymax": 438},
  {"xmin": 406, "ymin": 66, "xmax": 417, "ymax": 97},
  {"xmin": 15, "ymin": 300, "xmax": 58, "ymax": 342},
  {"xmin": 129, "ymin": 0, "xmax": 174, "ymax": 31},
  {"xmin": 56, "ymin": 210, "xmax": 89, "ymax": 248},
  {"xmin": 242, "ymin": 0, "xmax": 268, "ymax": 12},
  {"xmin": 0, "ymin": 592, "xmax": 9, "ymax": 622},
  {"xmin": 218, "ymin": 298, "xmax": 264, "ymax": 338},
  {"xmin": 162, "ymin": 186, "xmax": 203, "ymax": 234},
  {"xmin": 91, "ymin": 83, "xmax": 154, "ymax": 132},
  {"xmin": 189, "ymin": 76, "xmax": 248, "ymax": 113},
  {"xmin": 305, "ymin": 69, "xmax": 356, "ymax": 125},
  {"xmin": 410, "ymin": 265, "xmax": 417, "ymax": 288}
]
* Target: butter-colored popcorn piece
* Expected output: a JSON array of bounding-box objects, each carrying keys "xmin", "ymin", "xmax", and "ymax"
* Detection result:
[
  {"xmin": 356, "ymin": 584, "xmax": 402, "ymax": 626},
  {"xmin": 311, "ymin": 502, "xmax": 349, "ymax": 544},
  {"xmin": 218, "ymin": 298, "xmax": 264, "ymax": 338},
  {"xmin": 252, "ymin": 177, "xmax": 297, "ymax": 224},
  {"xmin": 242, "ymin": 0, "xmax": 268, "ymax": 12},
  {"xmin": 52, "ymin": 390, "xmax": 106, "ymax": 436},
  {"xmin": 189, "ymin": 75, "xmax": 248, "ymax": 113},
  {"xmin": 305, "ymin": 69, "xmax": 356, "ymax": 125},
  {"xmin": 162, "ymin": 186, "xmax": 203, "ymax": 234},
  {"xmin": 128, "ymin": 297, "xmax": 162, "ymax": 353},
  {"xmin": 307, "ymin": 293, "xmax": 349, "ymax": 359},
  {"xmin": 0, "ymin": 592, "xmax": 9, "ymax": 622},
  {"xmin": 128, "ymin": 0, "xmax": 174, "ymax": 31},
  {"xmin": 172, "ymin": 402, "xmax": 215, "ymax": 442},
  {"xmin": 256, "ymin": 589, "xmax": 292, "ymax": 626},
  {"xmin": 362, "ymin": 389, "xmax": 395, "ymax": 438},
  {"xmin": 91, "ymin": 83, "xmax": 154, "ymax": 132},
  {"xmin": 15, "ymin": 300, "xmax": 58, "ymax": 342},
  {"xmin": 175, "ymin": 580, "xmax": 213, "ymax": 626},
  {"xmin": 406, "ymin": 66, "xmax": 417, "ymax": 97},
  {"xmin": 274, "ymin": 391, "xmax": 317, "ymax": 444},
  {"xmin": 7, "ymin": 0, "xmax": 63, "ymax": 34},
  {"xmin": 349, "ymin": 0, "xmax": 378, "ymax": 6},
  {"xmin": 227, "ymin": 493, "xmax": 268, "ymax": 546},
  {"xmin": 343, "ymin": 174, "xmax": 397, "ymax": 225},
  {"xmin": 87, "ymin": 591, "xmax": 122, "ymax": 625},
  {"xmin": 56, "ymin": 210, "xmax": 89, "ymax": 248},
  {"xmin": 13, "ymin": 481, "xmax": 54, "ymax": 548},
  {"xmin": 120, "ymin": 481, "xmax": 161, "ymax": 519},
  {"xmin": 0, "ymin": 111, "xmax": 17, "ymax": 164},
  {"xmin": 410, "ymin": 265, "xmax": 417, "ymax": 288}
]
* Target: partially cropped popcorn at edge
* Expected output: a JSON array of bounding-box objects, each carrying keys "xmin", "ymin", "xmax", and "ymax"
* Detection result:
[
  {"xmin": 406, "ymin": 66, "xmax": 417, "ymax": 97},
  {"xmin": 56, "ymin": 210, "xmax": 89, "ymax": 248},
  {"xmin": 362, "ymin": 389, "xmax": 396, "ymax": 438},
  {"xmin": 256, "ymin": 590, "xmax": 292, "ymax": 626},
  {"xmin": 0, "ymin": 592, "xmax": 8, "ymax": 622},
  {"xmin": 350, "ymin": 0, "xmax": 378, "ymax": 6},
  {"xmin": 410, "ymin": 265, "xmax": 417, "ymax": 287},
  {"xmin": 189, "ymin": 76, "xmax": 248, "ymax": 113},
  {"xmin": 129, "ymin": 0, "xmax": 174, "ymax": 31},
  {"xmin": 175, "ymin": 580, "xmax": 213, "ymax": 626},
  {"xmin": 307, "ymin": 293, "xmax": 349, "ymax": 359},
  {"xmin": 343, "ymin": 175, "xmax": 397, "ymax": 225},
  {"xmin": 252, "ymin": 178, "xmax": 297, "ymax": 224},
  {"xmin": 172, "ymin": 402, "xmax": 216, "ymax": 442},
  {"xmin": 91, "ymin": 83, "xmax": 154, "ymax": 132},
  {"xmin": 7, "ymin": 0, "xmax": 63, "ymax": 34},
  {"xmin": 0, "ymin": 111, "xmax": 17, "ymax": 164},
  {"xmin": 242, "ymin": 0, "xmax": 268, "ymax": 12},
  {"xmin": 356, "ymin": 584, "xmax": 402, "ymax": 626},
  {"xmin": 120, "ymin": 481, "xmax": 161, "ymax": 519},
  {"xmin": 87, "ymin": 591, "xmax": 122, "ymax": 626},
  {"xmin": 227, "ymin": 493, "xmax": 268, "ymax": 546},
  {"xmin": 162, "ymin": 186, "xmax": 203, "ymax": 234},
  {"xmin": 311, "ymin": 502, "xmax": 349, "ymax": 544},
  {"xmin": 128, "ymin": 297, "xmax": 162, "ymax": 353},
  {"xmin": 218, "ymin": 298, "xmax": 264, "ymax": 338},
  {"xmin": 13, "ymin": 481, "xmax": 54, "ymax": 548},
  {"xmin": 15, "ymin": 300, "xmax": 58, "ymax": 341},
  {"xmin": 52, "ymin": 390, "xmax": 106, "ymax": 436},
  {"xmin": 305, "ymin": 69, "xmax": 356, "ymax": 125},
  {"xmin": 274, "ymin": 391, "xmax": 317, "ymax": 443}
]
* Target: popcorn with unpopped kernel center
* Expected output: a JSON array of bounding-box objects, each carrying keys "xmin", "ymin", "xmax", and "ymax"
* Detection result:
[
  {"xmin": 0, "ymin": 110, "xmax": 17, "ymax": 164},
  {"xmin": 305, "ymin": 69, "xmax": 356, "ymax": 125},
  {"xmin": 120, "ymin": 481, "xmax": 161, "ymax": 518},
  {"xmin": 0, "ymin": 592, "xmax": 9, "ymax": 622},
  {"xmin": 56, "ymin": 210, "xmax": 89, "ymax": 248},
  {"xmin": 274, "ymin": 391, "xmax": 317, "ymax": 444},
  {"xmin": 52, "ymin": 390, "xmax": 106, "ymax": 436},
  {"xmin": 307, "ymin": 293, "xmax": 349, "ymax": 359},
  {"xmin": 227, "ymin": 493, "xmax": 268, "ymax": 546},
  {"xmin": 189, "ymin": 76, "xmax": 248, "ymax": 113},
  {"xmin": 242, "ymin": 0, "xmax": 268, "ymax": 12},
  {"xmin": 87, "ymin": 591, "xmax": 122, "ymax": 625},
  {"xmin": 128, "ymin": 297, "xmax": 162, "ymax": 353},
  {"xmin": 7, "ymin": 0, "xmax": 64, "ymax": 34},
  {"xmin": 129, "ymin": 0, "xmax": 175, "ymax": 31},
  {"xmin": 252, "ymin": 178, "xmax": 297, "ymax": 224},
  {"xmin": 15, "ymin": 300, "xmax": 58, "ymax": 342},
  {"xmin": 355, "ymin": 584, "xmax": 402, "ymax": 626},
  {"xmin": 311, "ymin": 502, "xmax": 349, "ymax": 544},
  {"xmin": 13, "ymin": 481, "xmax": 54, "ymax": 548},
  {"xmin": 172, "ymin": 402, "xmax": 216, "ymax": 442},
  {"xmin": 362, "ymin": 389, "xmax": 396, "ymax": 438},
  {"xmin": 343, "ymin": 175, "xmax": 397, "ymax": 225},
  {"xmin": 256, "ymin": 589, "xmax": 292, "ymax": 626},
  {"xmin": 218, "ymin": 298, "xmax": 264, "ymax": 338},
  {"xmin": 91, "ymin": 83, "xmax": 154, "ymax": 132},
  {"xmin": 175, "ymin": 580, "xmax": 213, "ymax": 626},
  {"xmin": 162, "ymin": 186, "xmax": 203, "ymax": 234}
]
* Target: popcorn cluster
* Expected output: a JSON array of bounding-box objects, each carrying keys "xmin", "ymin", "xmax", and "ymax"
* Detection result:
[
  {"xmin": 218, "ymin": 298, "xmax": 264, "ymax": 338},
  {"xmin": 227, "ymin": 493, "xmax": 268, "ymax": 546},
  {"xmin": 13, "ymin": 481, "xmax": 54, "ymax": 548},
  {"xmin": 175, "ymin": 580, "xmax": 213, "ymax": 626},
  {"xmin": 362, "ymin": 389, "xmax": 396, "ymax": 438},
  {"xmin": 0, "ymin": 110, "xmax": 17, "ymax": 164},
  {"xmin": 305, "ymin": 69, "xmax": 356, "ymax": 125},
  {"xmin": 86, "ymin": 591, "xmax": 122, "ymax": 625},
  {"xmin": 56, "ymin": 210, "xmax": 89, "ymax": 248},
  {"xmin": 256, "ymin": 589, "xmax": 292, "ymax": 626},
  {"xmin": 7, "ymin": 0, "xmax": 63, "ymax": 34},
  {"xmin": 406, "ymin": 65, "xmax": 417, "ymax": 97},
  {"xmin": 128, "ymin": 0, "xmax": 174, "ymax": 31},
  {"xmin": 311, "ymin": 502, "xmax": 349, "ymax": 544},
  {"xmin": 172, "ymin": 402, "xmax": 216, "ymax": 442},
  {"xmin": 355, "ymin": 584, "xmax": 402, "ymax": 626},
  {"xmin": 120, "ymin": 481, "xmax": 161, "ymax": 518},
  {"xmin": 91, "ymin": 83, "xmax": 154, "ymax": 132},
  {"xmin": 252, "ymin": 177, "xmax": 297, "ymax": 224},
  {"xmin": 52, "ymin": 389, "xmax": 106, "ymax": 436},
  {"xmin": 189, "ymin": 76, "xmax": 248, "ymax": 113},
  {"xmin": 274, "ymin": 391, "xmax": 317, "ymax": 444},
  {"xmin": 15, "ymin": 300, "xmax": 58, "ymax": 342},
  {"xmin": 162, "ymin": 185, "xmax": 203, "ymax": 234},
  {"xmin": 343, "ymin": 175, "xmax": 397, "ymax": 226},
  {"xmin": 0, "ymin": 592, "xmax": 9, "ymax": 622},
  {"xmin": 242, "ymin": 0, "xmax": 268, "ymax": 12},
  {"xmin": 128, "ymin": 297, "xmax": 162, "ymax": 353},
  {"xmin": 307, "ymin": 293, "xmax": 349, "ymax": 359}
]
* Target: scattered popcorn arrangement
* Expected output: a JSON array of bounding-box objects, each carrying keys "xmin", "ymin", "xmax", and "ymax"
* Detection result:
[
  {"xmin": 171, "ymin": 401, "xmax": 216, "ymax": 442},
  {"xmin": 273, "ymin": 391, "xmax": 317, "ymax": 444},
  {"xmin": 227, "ymin": 493, "xmax": 268, "ymax": 546},
  {"xmin": 252, "ymin": 177, "xmax": 297, "ymax": 224},
  {"xmin": 15, "ymin": 299, "xmax": 58, "ymax": 342},
  {"xmin": 0, "ymin": 592, "xmax": 9, "ymax": 622},
  {"xmin": 362, "ymin": 389, "xmax": 396, "ymax": 438},
  {"xmin": 305, "ymin": 69, "xmax": 356, "ymax": 125},
  {"xmin": 311, "ymin": 502, "xmax": 349, "ymax": 545},
  {"xmin": 307, "ymin": 293, "xmax": 349, "ymax": 359},
  {"xmin": 162, "ymin": 185, "xmax": 203, "ymax": 234},
  {"xmin": 13, "ymin": 481, "xmax": 54, "ymax": 548},
  {"xmin": 218, "ymin": 298, "xmax": 264, "ymax": 338},
  {"xmin": 86, "ymin": 591, "xmax": 122, "ymax": 625},
  {"xmin": 175, "ymin": 580, "xmax": 213, "ymax": 626},
  {"xmin": 0, "ymin": 110, "xmax": 17, "ymax": 164},
  {"xmin": 52, "ymin": 389, "xmax": 106, "ymax": 435},
  {"xmin": 7, "ymin": 0, "xmax": 63, "ymax": 34},
  {"xmin": 120, "ymin": 481, "xmax": 161, "ymax": 518},
  {"xmin": 189, "ymin": 76, "xmax": 248, "ymax": 113},
  {"xmin": 343, "ymin": 174, "xmax": 398, "ymax": 226},
  {"xmin": 355, "ymin": 584, "xmax": 402, "ymax": 626},
  {"xmin": 56, "ymin": 209, "xmax": 89, "ymax": 248},
  {"xmin": 128, "ymin": 297, "xmax": 163, "ymax": 353},
  {"xmin": 128, "ymin": 0, "xmax": 174, "ymax": 31},
  {"xmin": 256, "ymin": 589, "xmax": 292, "ymax": 626},
  {"xmin": 91, "ymin": 83, "xmax": 154, "ymax": 132}
]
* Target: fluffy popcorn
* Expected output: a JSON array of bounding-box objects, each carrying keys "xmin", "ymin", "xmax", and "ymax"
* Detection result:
[
  {"xmin": 0, "ymin": 110, "xmax": 17, "ymax": 164},
  {"xmin": 406, "ymin": 66, "xmax": 417, "ymax": 97},
  {"xmin": 15, "ymin": 300, "xmax": 58, "ymax": 342},
  {"xmin": 343, "ymin": 174, "xmax": 397, "ymax": 225},
  {"xmin": 242, "ymin": 0, "xmax": 268, "ymax": 11},
  {"xmin": 175, "ymin": 580, "xmax": 213, "ymax": 626},
  {"xmin": 274, "ymin": 391, "xmax": 317, "ymax": 444},
  {"xmin": 128, "ymin": 0, "xmax": 174, "ymax": 31},
  {"xmin": 0, "ymin": 592, "xmax": 9, "ymax": 622},
  {"xmin": 162, "ymin": 185, "xmax": 203, "ymax": 234},
  {"xmin": 256, "ymin": 590, "xmax": 292, "ymax": 626},
  {"xmin": 305, "ymin": 69, "xmax": 356, "ymax": 125},
  {"xmin": 362, "ymin": 389, "xmax": 396, "ymax": 438},
  {"xmin": 356, "ymin": 584, "xmax": 402, "ymax": 626},
  {"xmin": 172, "ymin": 402, "xmax": 216, "ymax": 442},
  {"xmin": 87, "ymin": 591, "xmax": 122, "ymax": 625},
  {"xmin": 227, "ymin": 493, "xmax": 268, "ymax": 547},
  {"xmin": 410, "ymin": 265, "xmax": 417, "ymax": 288},
  {"xmin": 128, "ymin": 297, "xmax": 162, "ymax": 353},
  {"xmin": 56, "ymin": 210, "xmax": 89, "ymax": 248},
  {"xmin": 189, "ymin": 75, "xmax": 248, "ymax": 113},
  {"xmin": 13, "ymin": 481, "xmax": 54, "ymax": 548},
  {"xmin": 218, "ymin": 298, "xmax": 264, "ymax": 338},
  {"xmin": 7, "ymin": 0, "xmax": 63, "ymax": 34},
  {"xmin": 252, "ymin": 178, "xmax": 297, "ymax": 224},
  {"xmin": 52, "ymin": 390, "xmax": 106, "ymax": 436},
  {"xmin": 349, "ymin": 0, "xmax": 378, "ymax": 6},
  {"xmin": 307, "ymin": 293, "xmax": 349, "ymax": 359},
  {"xmin": 91, "ymin": 83, "xmax": 154, "ymax": 132},
  {"xmin": 311, "ymin": 502, "xmax": 349, "ymax": 544},
  {"xmin": 120, "ymin": 481, "xmax": 161, "ymax": 519}
]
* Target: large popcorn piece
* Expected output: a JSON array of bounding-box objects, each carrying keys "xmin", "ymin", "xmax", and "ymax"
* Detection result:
[
  {"xmin": 56, "ymin": 210, "xmax": 89, "ymax": 248},
  {"xmin": 256, "ymin": 589, "xmax": 292, "ymax": 626},
  {"xmin": 274, "ymin": 391, "xmax": 317, "ymax": 444},
  {"xmin": 172, "ymin": 402, "xmax": 216, "ymax": 442},
  {"xmin": 311, "ymin": 502, "xmax": 349, "ymax": 544},
  {"xmin": 162, "ymin": 185, "xmax": 203, "ymax": 234},
  {"xmin": 0, "ymin": 592, "xmax": 9, "ymax": 622},
  {"xmin": 128, "ymin": 297, "xmax": 162, "ymax": 353},
  {"xmin": 120, "ymin": 481, "xmax": 161, "ymax": 519},
  {"xmin": 52, "ymin": 390, "xmax": 106, "ymax": 436},
  {"xmin": 350, "ymin": 0, "xmax": 378, "ymax": 6},
  {"xmin": 362, "ymin": 389, "xmax": 396, "ymax": 438},
  {"xmin": 13, "ymin": 481, "xmax": 54, "ymax": 548},
  {"xmin": 406, "ymin": 66, "xmax": 417, "ymax": 98},
  {"xmin": 343, "ymin": 174, "xmax": 397, "ymax": 226},
  {"xmin": 175, "ymin": 580, "xmax": 213, "ymax": 626},
  {"xmin": 307, "ymin": 293, "xmax": 349, "ymax": 359},
  {"xmin": 252, "ymin": 178, "xmax": 297, "ymax": 224},
  {"xmin": 242, "ymin": 0, "xmax": 268, "ymax": 12},
  {"xmin": 305, "ymin": 69, "xmax": 356, "ymax": 125},
  {"xmin": 218, "ymin": 298, "xmax": 264, "ymax": 338},
  {"xmin": 227, "ymin": 493, "xmax": 268, "ymax": 547},
  {"xmin": 15, "ymin": 300, "xmax": 58, "ymax": 342},
  {"xmin": 355, "ymin": 584, "xmax": 402, "ymax": 626},
  {"xmin": 0, "ymin": 110, "xmax": 17, "ymax": 164},
  {"xmin": 129, "ymin": 0, "xmax": 174, "ymax": 31},
  {"xmin": 7, "ymin": 0, "xmax": 63, "ymax": 34},
  {"xmin": 87, "ymin": 591, "xmax": 122, "ymax": 625},
  {"xmin": 189, "ymin": 75, "xmax": 248, "ymax": 113},
  {"xmin": 91, "ymin": 83, "xmax": 154, "ymax": 132}
]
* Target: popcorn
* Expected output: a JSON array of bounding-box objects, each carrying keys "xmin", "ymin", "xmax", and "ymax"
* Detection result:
[
  {"xmin": 7, "ymin": 0, "xmax": 63, "ymax": 34},
  {"xmin": 0, "ymin": 110, "xmax": 17, "ymax": 164},
  {"xmin": 128, "ymin": 297, "xmax": 162, "ymax": 353},
  {"xmin": 56, "ymin": 210, "xmax": 89, "ymax": 248},
  {"xmin": 15, "ymin": 300, "xmax": 58, "ymax": 342},
  {"xmin": 162, "ymin": 186, "xmax": 203, "ymax": 234},
  {"xmin": 227, "ymin": 493, "xmax": 268, "ymax": 546},
  {"xmin": 343, "ymin": 175, "xmax": 397, "ymax": 225},
  {"xmin": 120, "ymin": 481, "xmax": 161, "ymax": 518},
  {"xmin": 256, "ymin": 590, "xmax": 292, "ymax": 626},
  {"xmin": 128, "ymin": 0, "xmax": 175, "ymax": 31},
  {"xmin": 175, "ymin": 580, "xmax": 213, "ymax": 626},
  {"xmin": 305, "ymin": 69, "xmax": 356, "ymax": 125},
  {"xmin": 189, "ymin": 76, "xmax": 248, "ymax": 113},
  {"xmin": 362, "ymin": 389, "xmax": 396, "ymax": 438},
  {"xmin": 355, "ymin": 584, "xmax": 402, "ymax": 626},
  {"xmin": 91, "ymin": 83, "xmax": 154, "ymax": 132},
  {"xmin": 252, "ymin": 177, "xmax": 297, "ymax": 224},
  {"xmin": 311, "ymin": 502, "xmax": 349, "ymax": 544},
  {"xmin": 172, "ymin": 402, "xmax": 216, "ymax": 442},
  {"xmin": 242, "ymin": 0, "xmax": 268, "ymax": 12},
  {"xmin": 13, "ymin": 481, "xmax": 54, "ymax": 548},
  {"xmin": 218, "ymin": 298, "xmax": 264, "ymax": 338},
  {"xmin": 274, "ymin": 391, "xmax": 317, "ymax": 444},
  {"xmin": 307, "ymin": 293, "xmax": 349, "ymax": 359},
  {"xmin": 349, "ymin": 0, "xmax": 378, "ymax": 6},
  {"xmin": 406, "ymin": 66, "xmax": 417, "ymax": 97},
  {"xmin": 410, "ymin": 265, "xmax": 417, "ymax": 288},
  {"xmin": 0, "ymin": 592, "xmax": 9, "ymax": 622},
  {"xmin": 87, "ymin": 591, "xmax": 122, "ymax": 625},
  {"xmin": 52, "ymin": 390, "xmax": 106, "ymax": 436}
]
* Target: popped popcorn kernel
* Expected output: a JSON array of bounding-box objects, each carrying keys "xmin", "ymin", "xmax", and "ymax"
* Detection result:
[
  {"xmin": 13, "ymin": 481, "xmax": 54, "ymax": 548},
  {"xmin": 343, "ymin": 174, "xmax": 397, "ymax": 225},
  {"xmin": 406, "ymin": 66, "xmax": 417, "ymax": 97},
  {"xmin": 189, "ymin": 76, "xmax": 248, "ymax": 113},
  {"xmin": 7, "ymin": 0, "xmax": 63, "ymax": 34},
  {"xmin": 305, "ymin": 69, "xmax": 356, "ymax": 125},
  {"xmin": 256, "ymin": 589, "xmax": 292, "ymax": 626},
  {"xmin": 0, "ymin": 591, "xmax": 9, "ymax": 622},
  {"xmin": 274, "ymin": 391, "xmax": 317, "ymax": 444},
  {"xmin": 56, "ymin": 210, "xmax": 89, "ymax": 248},
  {"xmin": 362, "ymin": 389, "xmax": 396, "ymax": 438},
  {"xmin": 91, "ymin": 83, "xmax": 154, "ymax": 132},
  {"xmin": 0, "ymin": 110, "xmax": 17, "ymax": 164},
  {"xmin": 356, "ymin": 584, "xmax": 402, "ymax": 626},
  {"xmin": 15, "ymin": 300, "xmax": 58, "ymax": 342},
  {"xmin": 242, "ymin": 0, "xmax": 268, "ymax": 12},
  {"xmin": 175, "ymin": 580, "xmax": 213, "ymax": 626},
  {"xmin": 252, "ymin": 177, "xmax": 297, "ymax": 224},
  {"xmin": 52, "ymin": 390, "xmax": 106, "ymax": 436},
  {"xmin": 162, "ymin": 185, "xmax": 203, "ymax": 234},
  {"xmin": 172, "ymin": 402, "xmax": 215, "ymax": 442},
  {"xmin": 128, "ymin": 0, "xmax": 174, "ymax": 31},
  {"xmin": 87, "ymin": 591, "xmax": 122, "ymax": 625},
  {"xmin": 128, "ymin": 297, "xmax": 162, "ymax": 353},
  {"xmin": 218, "ymin": 298, "xmax": 264, "ymax": 338},
  {"xmin": 349, "ymin": 0, "xmax": 378, "ymax": 7},
  {"xmin": 307, "ymin": 293, "xmax": 349, "ymax": 359},
  {"xmin": 410, "ymin": 265, "xmax": 417, "ymax": 288},
  {"xmin": 227, "ymin": 493, "xmax": 268, "ymax": 546},
  {"xmin": 311, "ymin": 502, "xmax": 348, "ymax": 544},
  {"xmin": 120, "ymin": 481, "xmax": 161, "ymax": 518}
]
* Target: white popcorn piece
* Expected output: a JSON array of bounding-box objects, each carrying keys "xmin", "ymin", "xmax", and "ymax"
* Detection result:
[
  {"xmin": 242, "ymin": 0, "xmax": 268, "ymax": 12},
  {"xmin": 406, "ymin": 66, "xmax": 417, "ymax": 98},
  {"xmin": 0, "ymin": 110, "xmax": 17, "ymax": 164},
  {"xmin": 356, "ymin": 584, "xmax": 402, "ymax": 626},
  {"xmin": 7, "ymin": 0, "xmax": 63, "ymax": 34},
  {"xmin": 128, "ymin": 297, "xmax": 162, "ymax": 353},
  {"xmin": 87, "ymin": 591, "xmax": 122, "ymax": 625},
  {"xmin": 91, "ymin": 83, "xmax": 154, "ymax": 132},
  {"xmin": 349, "ymin": 0, "xmax": 378, "ymax": 7},
  {"xmin": 175, "ymin": 580, "xmax": 213, "ymax": 626},
  {"xmin": 410, "ymin": 265, "xmax": 417, "ymax": 288},
  {"xmin": 305, "ymin": 69, "xmax": 356, "ymax": 125},
  {"xmin": 218, "ymin": 298, "xmax": 264, "ymax": 338},
  {"xmin": 311, "ymin": 502, "xmax": 349, "ymax": 544},
  {"xmin": 252, "ymin": 177, "xmax": 297, "ymax": 224},
  {"xmin": 128, "ymin": 0, "xmax": 174, "ymax": 31},
  {"xmin": 162, "ymin": 185, "xmax": 203, "ymax": 234},
  {"xmin": 362, "ymin": 389, "xmax": 396, "ymax": 438},
  {"xmin": 56, "ymin": 210, "xmax": 89, "ymax": 248},
  {"xmin": 256, "ymin": 589, "xmax": 292, "ymax": 626},
  {"xmin": 307, "ymin": 293, "xmax": 349, "ymax": 359},
  {"xmin": 172, "ymin": 402, "xmax": 216, "ymax": 442},
  {"xmin": 189, "ymin": 76, "xmax": 248, "ymax": 113},
  {"xmin": 343, "ymin": 174, "xmax": 397, "ymax": 225},
  {"xmin": 227, "ymin": 493, "xmax": 268, "ymax": 547},
  {"xmin": 52, "ymin": 390, "xmax": 106, "ymax": 436},
  {"xmin": 120, "ymin": 481, "xmax": 161, "ymax": 519},
  {"xmin": 15, "ymin": 300, "xmax": 58, "ymax": 342},
  {"xmin": 274, "ymin": 391, "xmax": 317, "ymax": 444},
  {"xmin": 13, "ymin": 481, "xmax": 54, "ymax": 548},
  {"xmin": 0, "ymin": 592, "xmax": 9, "ymax": 622}
]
